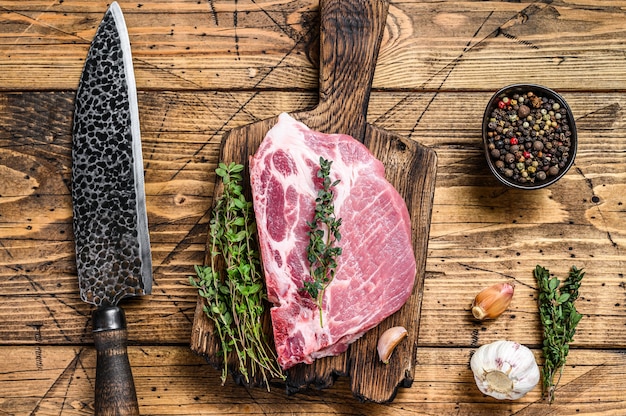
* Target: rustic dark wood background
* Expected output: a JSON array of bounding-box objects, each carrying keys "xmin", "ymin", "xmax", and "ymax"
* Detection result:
[{"xmin": 1, "ymin": 0, "xmax": 626, "ymax": 415}]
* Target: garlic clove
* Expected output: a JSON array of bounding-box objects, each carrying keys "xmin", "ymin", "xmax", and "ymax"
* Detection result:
[
  {"xmin": 377, "ymin": 326, "xmax": 408, "ymax": 364},
  {"xmin": 471, "ymin": 282, "xmax": 514, "ymax": 320},
  {"xmin": 470, "ymin": 340, "xmax": 540, "ymax": 400}
]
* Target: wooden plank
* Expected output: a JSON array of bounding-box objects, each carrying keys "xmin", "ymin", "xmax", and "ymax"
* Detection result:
[
  {"xmin": 1, "ymin": 90, "xmax": 625, "ymax": 347},
  {"xmin": 1, "ymin": 345, "xmax": 625, "ymax": 415},
  {"xmin": 2, "ymin": 1, "xmax": 626, "ymax": 91}
]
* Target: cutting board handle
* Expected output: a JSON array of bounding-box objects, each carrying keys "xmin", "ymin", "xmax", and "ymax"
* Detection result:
[
  {"xmin": 92, "ymin": 306, "xmax": 140, "ymax": 415},
  {"xmin": 311, "ymin": 0, "xmax": 389, "ymax": 141}
]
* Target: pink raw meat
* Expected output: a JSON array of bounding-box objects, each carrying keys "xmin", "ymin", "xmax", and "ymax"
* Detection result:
[{"xmin": 249, "ymin": 113, "xmax": 416, "ymax": 369}]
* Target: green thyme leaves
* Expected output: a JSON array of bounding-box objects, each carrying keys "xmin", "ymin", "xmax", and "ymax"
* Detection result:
[
  {"xmin": 534, "ymin": 265, "xmax": 584, "ymax": 403},
  {"xmin": 303, "ymin": 157, "xmax": 343, "ymax": 327},
  {"xmin": 189, "ymin": 162, "xmax": 284, "ymax": 388}
]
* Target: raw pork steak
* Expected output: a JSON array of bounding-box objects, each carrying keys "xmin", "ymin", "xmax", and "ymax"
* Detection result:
[{"xmin": 250, "ymin": 113, "xmax": 416, "ymax": 369}]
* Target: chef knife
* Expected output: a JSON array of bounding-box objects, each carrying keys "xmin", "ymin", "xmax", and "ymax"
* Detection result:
[{"xmin": 71, "ymin": 2, "xmax": 152, "ymax": 415}]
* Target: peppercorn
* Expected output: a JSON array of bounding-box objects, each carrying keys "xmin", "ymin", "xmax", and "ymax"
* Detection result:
[
  {"xmin": 518, "ymin": 104, "xmax": 531, "ymax": 118},
  {"xmin": 530, "ymin": 96, "xmax": 542, "ymax": 108},
  {"xmin": 548, "ymin": 165, "xmax": 560, "ymax": 176}
]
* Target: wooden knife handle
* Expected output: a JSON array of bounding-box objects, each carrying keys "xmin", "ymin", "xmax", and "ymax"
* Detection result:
[
  {"xmin": 92, "ymin": 306, "xmax": 140, "ymax": 416},
  {"xmin": 313, "ymin": 0, "xmax": 389, "ymax": 141}
]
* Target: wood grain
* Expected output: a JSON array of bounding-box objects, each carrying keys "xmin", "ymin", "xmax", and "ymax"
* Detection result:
[
  {"xmin": 2, "ymin": 345, "xmax": 626, "ymax": 415},
  {"xmin": 3, "ymin": 1, "xmax": 626, "ymax": 92},
  {"xmin": 1, "ymin": 90, "xmax": 625, "ymax": 347},
  {"xmin": 2, "ymin": 0, "xmax": 626, "ymax": 414}
]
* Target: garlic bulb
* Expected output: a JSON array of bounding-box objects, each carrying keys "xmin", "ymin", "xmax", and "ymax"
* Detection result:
[
  {"xmin": 470, "ymin": 340, "xmax": 540, "ymax": 400},
  {"xmin": 472, "ymin": 282, "xmax": 514, "ymax": 320}
]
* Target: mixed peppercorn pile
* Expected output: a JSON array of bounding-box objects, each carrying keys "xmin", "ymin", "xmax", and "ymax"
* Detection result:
[{"xmin": 485, "ymin": 90, "xmax": 574, "ymax": 186}]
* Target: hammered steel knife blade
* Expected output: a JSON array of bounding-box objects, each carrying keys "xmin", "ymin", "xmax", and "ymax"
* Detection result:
[{"xmin": 71, "ymin": 2, "xmax": 152, "ymax": 415}]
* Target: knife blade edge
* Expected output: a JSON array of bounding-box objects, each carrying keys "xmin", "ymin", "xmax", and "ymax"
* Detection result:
[{"xmin": 109, "ymin": 1, "xmax": 152, "ymax": 296}]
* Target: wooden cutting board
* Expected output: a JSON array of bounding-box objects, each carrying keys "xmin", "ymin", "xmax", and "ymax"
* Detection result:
[{"xmin": 191, "ymin": 0, "xmax": 437, "ymax": 403}]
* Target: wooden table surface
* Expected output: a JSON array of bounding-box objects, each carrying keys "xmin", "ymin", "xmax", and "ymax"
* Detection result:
[{"xmin": 1, "ymin": 0, "xmax": 625, "ymax": 415}]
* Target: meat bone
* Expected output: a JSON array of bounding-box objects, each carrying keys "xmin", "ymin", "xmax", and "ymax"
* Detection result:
[{"xmin": 191, "ymin": 0, "xmax": 438, "ymax": 403}]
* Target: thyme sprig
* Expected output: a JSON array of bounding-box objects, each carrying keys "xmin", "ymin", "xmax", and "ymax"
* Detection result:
[
  {"xmin": 534, "ymin": 265, "xmax": 584, "ymax": 403},
  {"xmin": 190, "ymin": 162, "xmax": 284, "ymax": 388},
  {"xmin": 303, "ymin": 157, "xmax": 343, "ymax": 327}
]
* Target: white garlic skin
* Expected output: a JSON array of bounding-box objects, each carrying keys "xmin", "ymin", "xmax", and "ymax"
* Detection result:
[{"xmin": 470, "ymin": 340, "xmax": 540, "ymax": 400}]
